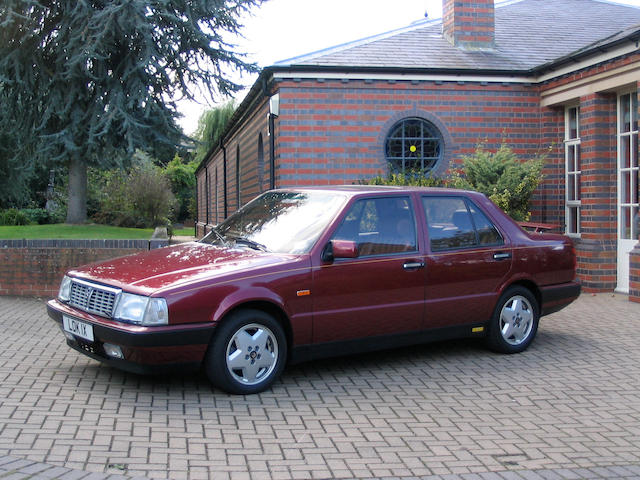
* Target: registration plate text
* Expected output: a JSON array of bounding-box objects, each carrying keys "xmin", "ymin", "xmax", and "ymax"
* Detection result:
[{"xmin": 62, "ymin": 316, "xmax": 94, "ymax": 342}]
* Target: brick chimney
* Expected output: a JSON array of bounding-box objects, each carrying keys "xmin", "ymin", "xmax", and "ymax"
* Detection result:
[{"xmin": 442, "ymin": 0, "xmax": 495, "ymax": 50}]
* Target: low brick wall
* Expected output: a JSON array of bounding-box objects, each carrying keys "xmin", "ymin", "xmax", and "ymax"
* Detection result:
[{"xmin": 0, "ymin": 239, "xmax": 169, "ymax": 298}]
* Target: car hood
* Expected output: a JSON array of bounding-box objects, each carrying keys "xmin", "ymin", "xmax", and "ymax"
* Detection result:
[{"xmin": 68, "ymin": 242, "xmax": 298, "ymax": 294}]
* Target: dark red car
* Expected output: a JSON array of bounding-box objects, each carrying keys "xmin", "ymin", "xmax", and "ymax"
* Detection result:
[{"xmin": 47, "ymin": 186, "xmax": 580, "ymax": 394}]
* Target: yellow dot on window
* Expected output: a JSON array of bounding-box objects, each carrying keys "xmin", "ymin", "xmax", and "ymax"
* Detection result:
[{"xmin": 409, "ymin": 145, "xmax": 417, "ymax": 153}]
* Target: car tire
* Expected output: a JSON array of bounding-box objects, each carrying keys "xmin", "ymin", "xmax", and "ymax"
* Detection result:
[
  {"xmin": 486, "ymin": 286, "xmax": 539, "ymax": 354},
  {"xmin": 205, "ymin": 309, "xmax": 287, "ymax": 395}
]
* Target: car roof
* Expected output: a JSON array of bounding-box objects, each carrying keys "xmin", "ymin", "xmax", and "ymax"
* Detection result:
[{"xmin": 273, "ymin": 184, "xmax": 479, "ymax": 197}]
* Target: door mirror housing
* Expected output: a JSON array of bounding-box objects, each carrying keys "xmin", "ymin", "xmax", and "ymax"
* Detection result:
[{"xmin": 322, "ymin": 240, "xmax": 359, "ymax": 262}]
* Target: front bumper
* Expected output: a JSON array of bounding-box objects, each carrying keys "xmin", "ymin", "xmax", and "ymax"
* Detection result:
[{"xmin": 47, "ymin": 299, "xmax": 215, "ymax": 375}]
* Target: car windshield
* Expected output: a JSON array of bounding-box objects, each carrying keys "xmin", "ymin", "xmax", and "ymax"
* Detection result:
[{"xmin": 200, "ymin": 191, "xmax": 347, "ymax": 254}]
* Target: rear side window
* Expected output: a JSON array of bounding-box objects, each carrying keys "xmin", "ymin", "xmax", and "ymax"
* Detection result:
[
  {"xmin": 332, "ymin": 196, "xmax": 417, "ymax": 256},
  {"xmin": 422, "ymin": 196, "xmax": 503, "ymax": 251}
]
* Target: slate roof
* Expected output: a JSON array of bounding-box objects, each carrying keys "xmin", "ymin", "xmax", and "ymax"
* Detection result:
[{"xmin": 274, "ymin": 0, "xmax": 640, "ymax": 73}]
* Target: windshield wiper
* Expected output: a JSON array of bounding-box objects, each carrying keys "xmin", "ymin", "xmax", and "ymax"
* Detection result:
[
  {"xmin": 232, "ymin": 237, "xmax": 269, "ymax": 252},
  {"xmin": 207, "ymin": 226, "xmax": 230, "ymax": 247}
]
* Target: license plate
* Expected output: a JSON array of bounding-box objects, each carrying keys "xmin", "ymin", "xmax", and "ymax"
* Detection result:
[{"xmin": 62, "ymin": 315, "xmax": 94, "ymax": 342}]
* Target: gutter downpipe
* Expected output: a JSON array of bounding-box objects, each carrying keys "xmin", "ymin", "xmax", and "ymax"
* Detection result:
[
  {"xmin": 263, "ymin": 76, "xmax": 276, "ymax": 190},
  {"xmin": 269, "ymin": 113, "xmax": 276, "ymax": 190}
]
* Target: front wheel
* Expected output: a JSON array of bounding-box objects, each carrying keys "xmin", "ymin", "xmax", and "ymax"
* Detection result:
[
  {"xmin": 486, "ymin": 286, "xmax": 539, "ymax": 354},
  {"xmin": 205, "ymin": 309, "xmax": 287, "ymax": 394}
]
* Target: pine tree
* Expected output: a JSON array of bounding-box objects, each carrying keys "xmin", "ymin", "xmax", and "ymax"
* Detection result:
[{"xmin": 0, "ymin": 0, "xmax": 262, "ymax": 223}]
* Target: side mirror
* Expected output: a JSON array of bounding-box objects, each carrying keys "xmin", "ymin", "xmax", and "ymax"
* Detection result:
[{"xmin": 322, "ymin": 240, "xmax": 358, "ymax": 262}]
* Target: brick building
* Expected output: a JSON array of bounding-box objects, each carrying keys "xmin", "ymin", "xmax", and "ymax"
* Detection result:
[{"xmin": 195, "ymin": 0, "xmax": 640, "ymax": 300}]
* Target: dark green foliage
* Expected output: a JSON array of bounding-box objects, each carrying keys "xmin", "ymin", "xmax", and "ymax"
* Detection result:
[
  {"xmin": 92, "ymin": 163, "xmax": 176, "ymax": 228},
  {"xmin": 129, "ymin": 165, "xmax": 177, "ymax": 228},
  {"xmin": 0, "ymin": 0, "xmax": 262, "ymax": 222},
  {"xmin": 0, "ymin": 209, "xmax": 30, "ymax": 226},
  {"xmin": 449, "ymin": 142, "xmax": 547, "ymax": 221},
  {"xmin": 194, "ymin": 101, "xmax": 237, "ymax": 164},
  {"xmin": 365, "ymin": 169, "xmax": 445, "ymax": 187},
  {"xmin": 163, "ymin": 155, "xmax": 198, "ymax": 222},
  {"xmin": 21, "ymin": 208, "xmax": 52, "ymax": 225}
]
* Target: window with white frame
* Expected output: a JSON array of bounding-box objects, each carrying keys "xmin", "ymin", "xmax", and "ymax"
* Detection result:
[
  {"xmin": 618, "ymin": 92, "xmax": 639, "ymax": 240},
  {"xmin": 565, "ymin": 106, "xmax": 581, "ymax": 235}
]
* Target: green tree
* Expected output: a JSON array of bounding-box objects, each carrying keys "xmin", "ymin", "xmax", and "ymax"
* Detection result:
[
  {"xmin": 194, "ymin": 101, "xmax": 236, "ymax": 164},
  {"xmin": 0, "ymin": 0, "xmax": 262, "ymax": 224},
  {"xmin": 163, "ymin": 154, "xmax": 198, "ymax": 222},
  {"xmin": 450, "ymin": 142, "xmax": 546, "ymax": 221}
]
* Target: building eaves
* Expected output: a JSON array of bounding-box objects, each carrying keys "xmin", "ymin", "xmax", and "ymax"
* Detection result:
[{"xmin": 532, "ymin": 22, "xmax": 640, "ymax": 75}]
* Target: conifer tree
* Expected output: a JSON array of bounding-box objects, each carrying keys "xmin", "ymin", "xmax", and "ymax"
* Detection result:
[{"xmin": 0, "ymin": 0, "xmax": 262, "ymax": 223}]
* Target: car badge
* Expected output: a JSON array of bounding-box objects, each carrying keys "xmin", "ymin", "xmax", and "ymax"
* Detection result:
[{"xmin": 85, "ymin": 287, "xmax": 94, "ymax": 304}]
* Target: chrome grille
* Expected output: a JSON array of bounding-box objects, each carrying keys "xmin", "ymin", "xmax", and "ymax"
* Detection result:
[{"xmin": 69, "ymin": 280, "xmax": 120, "ymax": 318}]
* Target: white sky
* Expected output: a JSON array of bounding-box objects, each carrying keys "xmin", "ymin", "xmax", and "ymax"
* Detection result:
[{"xmin": 177, "ymin": 0, "xmax": 640, "ymax": 135}]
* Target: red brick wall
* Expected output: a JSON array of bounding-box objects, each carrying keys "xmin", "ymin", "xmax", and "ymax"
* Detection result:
[
  {"xmin": 275, "ymin": 79, "xmax": 542, "ymax": 186},
  {"xmin": 196, "ymin": 96, "xmax": 270, "ymax": 238},
  {"xmin": 0, "ymin": 240, "xmax": 167, "ymax": 298}
]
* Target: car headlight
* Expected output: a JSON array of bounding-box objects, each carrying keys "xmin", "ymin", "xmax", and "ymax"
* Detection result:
[
  {"xmin": 114, "ymin": 293, "xmax": 168, "ymax": 326},
  {"xmin": 58, "ymin": 275, "xmax": 72, "ymax": 302}
]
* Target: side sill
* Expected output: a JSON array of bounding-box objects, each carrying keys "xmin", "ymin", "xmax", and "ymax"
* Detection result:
[{"xmin": 290, "ymin": 323, "xmax": 485, "ymax": 365}]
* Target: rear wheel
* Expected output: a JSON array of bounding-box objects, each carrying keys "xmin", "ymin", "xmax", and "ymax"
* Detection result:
[
  {"xmin": 486, "ymin": 286, "xmax": 539, "ymax": 354},
  {"xmin": 205, "ymin": 309, "xmax": 287, "ymax": 394}
]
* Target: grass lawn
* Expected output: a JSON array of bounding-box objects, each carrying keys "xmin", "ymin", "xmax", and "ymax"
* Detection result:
[{"xmin": 0, "ymin": 224, "xmax": 195, "ymax": 240}]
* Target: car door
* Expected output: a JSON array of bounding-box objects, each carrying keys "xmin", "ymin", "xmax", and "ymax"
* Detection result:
[
  {"xmin": 311, "ymin": 195, "xmax": 426, "ymax": 343},
  {"xmin": 421, "ymin": 195, "xmax": 512, "ymax": 328}
]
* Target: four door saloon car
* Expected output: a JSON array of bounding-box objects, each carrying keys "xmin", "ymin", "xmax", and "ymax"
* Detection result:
[{"xmin": 47, "ymin": 186, "xmax": 580, "ymax": 394}]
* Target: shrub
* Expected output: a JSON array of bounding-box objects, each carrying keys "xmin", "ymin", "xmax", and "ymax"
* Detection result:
[
  {"xmin": 162, "ymin": 155, "xmax": 197, "ymax": 222},
  {"xmin": 21, "ymin": 208, "xmax": 51, "ymax": 225},
  {"xmin": 449, "ymin": 142, "xmax": 546, "ymax": 221},
  {"xmin": 91, "ymin": 168, "xmax": 138, "ymax": 227},
  {"xmin": 91, "ymin": 165, "xmax": 176, "ymax": 228},
  {"xmin": 128, "ymin": 165, "xmax": 177, "ymax": 228},
  {"xmin": 0, "ymin": 208, "xmax": 31, "ymax": 225},
  {"xmin": 365, "ymin": 169, "xmax": 445, "ymax": 187}
]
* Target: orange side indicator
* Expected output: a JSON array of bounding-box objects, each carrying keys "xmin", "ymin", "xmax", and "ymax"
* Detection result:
[{"xmin": 296, "ymin": 289, "xmax": 311, "ymax": 297}]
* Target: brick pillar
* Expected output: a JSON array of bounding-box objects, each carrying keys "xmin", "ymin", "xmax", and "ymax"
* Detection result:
[
  {"xmin": 631, "ymin": 244, "xmax": 640, "ymax": 302},
  {"xmin": 574, "ymin": 93, "xmax": 617, "ymax": 291},
  {"xmin": 442, "ymin": 0, "xmax": 495, "ymax": 50}
]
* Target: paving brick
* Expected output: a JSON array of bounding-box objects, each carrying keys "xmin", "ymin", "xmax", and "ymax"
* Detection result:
[{"xmin": 1, "ymin": 295, "xmax": 640, "ymax": 479}]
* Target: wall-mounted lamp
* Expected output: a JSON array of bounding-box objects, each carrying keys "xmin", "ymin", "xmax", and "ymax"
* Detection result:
[{"xmin": 269, "ymin": 93, "xmax": 280, "ymax": 117}]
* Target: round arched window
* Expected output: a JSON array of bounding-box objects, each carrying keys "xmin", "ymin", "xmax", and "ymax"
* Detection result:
[{"xmin": 385, "ymin": 117, "xmax": 443, "ymax": 173}]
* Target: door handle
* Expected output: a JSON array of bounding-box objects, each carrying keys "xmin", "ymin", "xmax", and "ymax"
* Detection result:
[
  {"xmin": 493, "ymin": 252, "xmax": 512, "ymax": 260},
  {"xmin": 403, "ymin": 261, "xmax": 425, "ymax": 270}
]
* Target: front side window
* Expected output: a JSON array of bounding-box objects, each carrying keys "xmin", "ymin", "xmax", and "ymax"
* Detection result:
[
  {"xmin": 565, "ymin": 106, "xmax": 581, "ymax": 235},
  {"xmin": 422, "ymin": 196, "xmax": 503, "ymax": 251},
  {"xmin": 385, "ymin": 118, "xmax": 442, "ymax": 174},
  {"xmin": 332, "ymin": 197, "xmax": 417, "ymax": 256}
]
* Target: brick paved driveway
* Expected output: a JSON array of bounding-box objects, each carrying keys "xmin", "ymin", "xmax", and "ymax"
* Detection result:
[{"xmin": 0, "ymin": 294, "xmax": 639, "ymax": 480}]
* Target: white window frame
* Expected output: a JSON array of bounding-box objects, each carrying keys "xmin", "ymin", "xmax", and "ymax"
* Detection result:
[
  {"xmin": 617, "ymin": 91, "xmax": 639, "ymax": 241},
  {"xmin": 564, "ymin": 105, "xmax": 581, "ymax": 236}
]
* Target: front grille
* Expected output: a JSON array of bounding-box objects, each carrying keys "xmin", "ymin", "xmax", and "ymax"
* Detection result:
[{"xmin": 69, "ymin": 280, "xmax": 120, "ymax": 318}]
